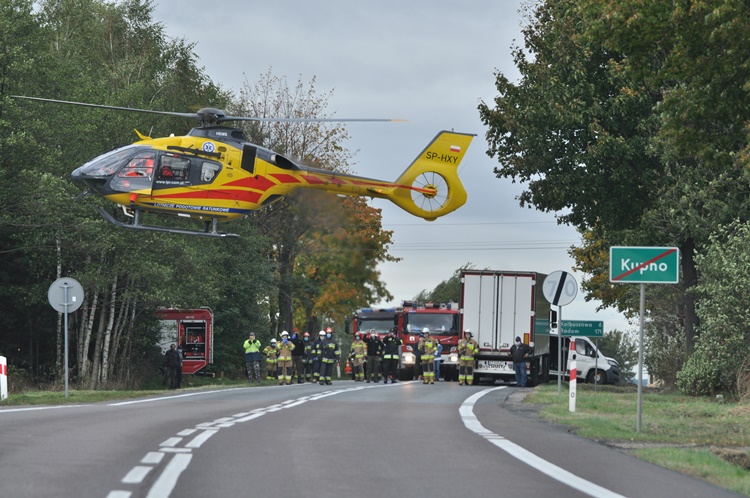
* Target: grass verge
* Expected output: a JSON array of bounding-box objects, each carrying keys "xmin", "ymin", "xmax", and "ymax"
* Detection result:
[{"xmin": 525, "ymin": 383, "xmax": 750, "ymax": 496}]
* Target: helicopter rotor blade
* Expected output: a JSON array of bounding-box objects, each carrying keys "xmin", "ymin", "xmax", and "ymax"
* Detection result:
[
  {"xmin": 12, "ymin": 96, "xmax": 405, "ymax": 125},
  {"xmin": 12, "ymin": 96, "xmax": 200, "ymax": 120}
]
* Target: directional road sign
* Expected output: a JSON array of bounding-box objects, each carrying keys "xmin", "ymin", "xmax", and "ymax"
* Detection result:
[
  {"xmin": 609, "ymin": 246, "xmax": 679, "ymax": 284},
  {"xmin": 560, "ymin": 320, "xmax": 604, "ymax": 337}
]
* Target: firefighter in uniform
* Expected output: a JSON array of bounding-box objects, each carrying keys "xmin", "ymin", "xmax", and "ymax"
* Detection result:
[
  {"xmin": 382, "ymin": 328, "xmax": 401, "ymax": 383},
  {"xmin": 350, "ymin": 333, "xmax": 367, "ymax": 381},
  {"xmin": 458, "ymin": 329, "xmax": 479, "ymax": 385},
  {"xmin": 318, "ymin": 328, "xmax": 340, "ymax": 385},
  {"xmin": 418, "ymin": 328, "xmax": 439, "ymax": 384},
  {"xmin": 365, "ymin": 332, "xmax": 385, "ymax": 383},
  {"xmin": 312, "ymin": 330, "xmax": 325, "ymax": 383},
  {"xmin": 263, "ymin": 339, "xmax": 279, "ymax": 379},
  {"xmin": 302, "ymin": 332, "xmax": 314, "ymax": 382},
  {"xmin": 243, "ymin": 332, "xmax": 262, "ymax": 384},
  {"xmin": 277, "ymin": 331, "xmax": 295, "ymax": 385}
]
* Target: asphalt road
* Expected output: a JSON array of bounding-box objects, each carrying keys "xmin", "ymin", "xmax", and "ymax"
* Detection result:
[{"xmin": 0, "ymin": 381, "xmax": 740, "ymax": 498}]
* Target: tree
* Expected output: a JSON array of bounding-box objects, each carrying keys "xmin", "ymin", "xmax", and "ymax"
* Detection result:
[
  {"xmin": 232, "ymin": 70, "xmax": 396, "ymax": 336},
  {"xmin": 597, "ymin": 330, "xmax": 638, "ymax": 384},
  {"xmin": 479, "ymin": 0, "xmax": 750, "ymax": 390}
]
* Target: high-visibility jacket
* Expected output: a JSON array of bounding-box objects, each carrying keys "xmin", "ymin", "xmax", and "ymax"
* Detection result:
[
  {"xmin": 243, "ymin": 339, "xmax": 262, "ymax": 362},
  {"xmin": 278, "ymin": 340, "xmax": 295, "ymax": 361},
  {"xmin": 459, "ymin": 338, "xmax": 479, "ymax": 361},
  {"xmin": 351, "ymin": 340, "xmax": 367, "ymax": 359},
  {"xmin": 321, "ymin": 339, "xmax": 340, "ymax": 363},
  {"xmin": 263, "ymin": 345, "xmax": 279, "ymax": 363},
  {"xmin": 383, "ymin": 336, "xmax": 401, "ymax": 360}
]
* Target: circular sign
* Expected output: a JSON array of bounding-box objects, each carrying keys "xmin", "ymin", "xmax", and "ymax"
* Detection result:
[
  {"xmin": 48, "ymin": 278, "xmax": 84, "ymax": 313},
  {"xmin": 542, "ymin": 270, "xmax": 578, "ymax": 307}
]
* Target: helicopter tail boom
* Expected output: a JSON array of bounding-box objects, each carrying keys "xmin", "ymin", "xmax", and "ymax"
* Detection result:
[{"xmin": 386, "ymin": 130, "xmax": 474, "ymax": 221}]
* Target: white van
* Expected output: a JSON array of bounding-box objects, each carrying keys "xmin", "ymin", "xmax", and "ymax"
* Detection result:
[{"xmin": 549, "ymin": 333, "xmax": 620, "ymax": 384}]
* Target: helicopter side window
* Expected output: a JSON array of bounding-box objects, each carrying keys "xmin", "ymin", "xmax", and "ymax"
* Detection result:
[
  {"xmin": 158, "ymin": 155, "xmax": 190, "ymax": 181},
  {"xmin": 199, "ymin": 162, "xmax": 220, "ymax": 183}
]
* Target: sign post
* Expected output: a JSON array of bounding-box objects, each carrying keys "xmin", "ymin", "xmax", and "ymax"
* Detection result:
[
  {"xmin": 543, "ymin": 271, "xmax": 578, "ymax": 397},
  {"xmin": 48, "ymin": 278, "xmax": 84, "ymax": 398},
  {"xmin": 0, "ymin": 356, "xmax": 7, "ymax": 401},
  {"xmin": 610, "ymin": 246, "xmax": 679, "ymax": 432}
]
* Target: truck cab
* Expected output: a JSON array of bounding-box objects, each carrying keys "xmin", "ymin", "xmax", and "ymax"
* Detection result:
[{"xmin": 549, "ymin": 333, "xmax": 619, "ymax": 384}]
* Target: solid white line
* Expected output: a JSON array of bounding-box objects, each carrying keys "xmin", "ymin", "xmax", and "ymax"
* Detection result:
[
  {"xmin": 108, "ymin": 388, "xmax": 249, "ymax": 406},
  {"xmin": 0, "ymin": 405, "xmax": 82, "ymax": 414},
  {"xmin": 145, "ymin": 453, "xmax": 192, "ymax": 498},
  {"xmin": 460, "ymin": 387, "xmax": 627, "ymax": 498},
  {"xmin": 122, "ymin": 465, "xmax": 152, "ymax": 484},
  {"xmin": 185, "ymin": 429, "xmax": 218, "ymax": 449}
]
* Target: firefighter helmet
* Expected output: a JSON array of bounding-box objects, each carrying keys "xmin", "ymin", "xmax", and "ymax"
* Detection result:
[
  {"xmin": 271, "ymin": 338, "xmax": 277, "ymax": 344},
  {"xmin": 464, "ymin": 329, "xmax": 472, "ymax": 337},
  {"xmin": 303, "ymin": 332, "xmax": 310, "ymax": 338},
  {"xmin": 281, "ymin": 330, "xmax": 289, "ymax": 337},
  {"xmin": 319, "ymin": 330, "xmax": 326, "ymax": 337},
  {"xmin": 422, "ymin": 327, "xmax": 430, "ymax": 335},
  {"xmin": 326, "ymin": 327, "xmax": 333, "ymax": 333}
]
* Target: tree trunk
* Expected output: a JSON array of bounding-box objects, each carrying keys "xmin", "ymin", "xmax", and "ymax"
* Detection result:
[
  {"xmin": 100, "ymin": 278, "xmax": 117, "ymax": 386},
  {"xmin": 681, "ymin": 237, "xmax": 698, "ymax": 356}
]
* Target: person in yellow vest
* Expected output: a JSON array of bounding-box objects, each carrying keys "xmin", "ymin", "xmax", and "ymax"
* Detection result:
[
  {"xmin": 350, "ymin": 333, "xmax": 367, "ymax": 381},
  {"xmin": 243, "ymin": 332, "xmax": 262, "ymax": 384},
  {"xmin": 418, "ymin": 328, "xmax": 440, "ymax": 384},
  {"xmin": 263, "ymin": 339, "xmax": 279, "ymax": 380},
  {"xmin": 458, "ymin": 329, "xmax": 480, "ymax": 386},
  {"xmin": 277, "ymin": 330, "xmax": 295, "ymax": 385}
]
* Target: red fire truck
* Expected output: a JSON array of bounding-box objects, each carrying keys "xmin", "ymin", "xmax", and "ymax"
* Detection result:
[
  {"xmin": 394, "ymin": 301, "xmax": 460, "ymax": 381},
  {"xmin": 156, "ymin": 307, "xmax": 214, "ymax": 375}
]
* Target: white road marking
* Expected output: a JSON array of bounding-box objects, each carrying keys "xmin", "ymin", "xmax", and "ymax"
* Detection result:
[
  {"xmin": 121, "ymin": 465, "xmax": 152, "ymax": 484},
  {"xmin": 144, "ymin": 453, "xmax": 192, "ymax": 498},
  {"xmin": 185, "ymin": 429, "xmax": 218, "ymax": 448},
  {"xmin": 460, "ymin": 387, "xmax": 627, "ymax": 498},
  {"xmin": 141, "ymin": 452, "xmax": 165, "ymax": 465},
  {"xmin": 112, "ymin": 382, "xmax": 403, "ymax": 497}
]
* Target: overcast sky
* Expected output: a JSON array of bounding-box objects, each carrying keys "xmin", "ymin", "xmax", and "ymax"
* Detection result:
[{"xmin": 151, "ymin": 0, "xmax": 631, "ymax": 332}]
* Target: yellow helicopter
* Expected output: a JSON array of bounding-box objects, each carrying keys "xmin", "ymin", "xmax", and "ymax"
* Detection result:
[{"xmin": 13, "ymin": 96, "xmax": 475, "ymax": 237}]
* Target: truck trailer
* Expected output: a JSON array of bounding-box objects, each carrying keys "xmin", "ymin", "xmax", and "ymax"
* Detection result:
[
  {"xmin": 460, "ymin": 270, "xmax": 620, "ymax": 386},
  {"xmin": 459, "ymin": 270, "xmax": 551, "ymax": 386}
]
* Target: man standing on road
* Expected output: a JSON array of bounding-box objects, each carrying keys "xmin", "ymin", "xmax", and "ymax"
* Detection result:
[
  {"xmin": 164, "ymin": 344, "xmax": 180, "ymax": 389},
  {"xmin": 350, "ymin": 333, "xmax": 367, "ymax": 381},
  {"xmin": 277, "ymin": 331, "xmax": 295, "ymax": 385},
  {"xmin": 318, "ymin": 328, "xmax": 340, "ymax": 385},
  {"xmin": 458, "ymin": 329, "xmax": 479, "ymax": 386},
  {"xmin": 243, "ymin": 332, "xmax": 262, "ymax": 384},
  {"xmin": 418, "ymin": 328, "xmax": 439, "ymax": 384},
  {"xmin": 263, "ymin": 339, "xmax": 279, "ymax": 380},
  {"xmin": 365, "ymin": 332, "xmax": 384, "ymax": 383},
  {"xmin": 510, "ymin": 336, "xmax": 532, "ymax": 387},
  {"xmin": 382, "ymin": 328, "xmax": 401, "ymax": 384},
  {"xmin": 290, "ymin": 329, "xmax": 305, "ymax": 384},
  {"xmin": 302, "ymin": 332, "xmax": 314, "ymax": 382}
]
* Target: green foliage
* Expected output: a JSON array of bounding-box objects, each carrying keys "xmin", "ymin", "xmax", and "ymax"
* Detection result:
[
  {"xmin": 482, "ymin": 0, "xmax": 750, "ymax": 390},
  {"xmin": 678, "ymin": 221, "xmax": 750, "ymax": 396},
  {"xmin": 598, "ymin": 329, "xmax": 638, "ymax": 383}
]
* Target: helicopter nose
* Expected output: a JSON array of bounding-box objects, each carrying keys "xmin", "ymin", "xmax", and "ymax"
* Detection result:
[{"xmin": 71, "ymin": 166, "xmax": 85, "ymax": 185}]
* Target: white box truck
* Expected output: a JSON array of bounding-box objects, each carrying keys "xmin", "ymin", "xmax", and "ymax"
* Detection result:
[
  {"xmin": 459, "ymin": 270, "xmax": 552, "ymax": 386},
  {"xmin": 459, "ymin": 270, "xmax": 619, "ymax": 386}
]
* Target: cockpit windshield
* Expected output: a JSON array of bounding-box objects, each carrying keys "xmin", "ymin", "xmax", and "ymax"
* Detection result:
[{"xmin": 405, "ymin": 313, "xmax": 459, "ymax": 336}]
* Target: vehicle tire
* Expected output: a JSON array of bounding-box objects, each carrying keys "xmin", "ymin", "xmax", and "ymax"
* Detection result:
[
  {"xmin": 398, "ymin": 367, "xmax": 414, "ymax": 381},
  {"xmin": 587, "ymin": 369, "xmax": 604, "ymax": 385}
]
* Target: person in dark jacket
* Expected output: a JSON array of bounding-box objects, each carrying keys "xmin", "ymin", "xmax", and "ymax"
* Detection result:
[
  {"xmin": 290, "ymin": 329, "xmax": 305, "ymax": 384},
  {"xmin": 510, "ymin": 336, "xmax": 532, "ymax": 387},
  {"xmin": 365, "ymin": 333, "xmax": 385, "ymax": 383},
  {"xmin": 318, "ymin": 329, "xmax": 340, "ymax": 385},
  {"xmin": 311, "ymin": 331, "xmax": 325, "ymax": 383},
  {"xmin": 164, "ymin": 344, "xmax": 181, "ymax": 389},
  {"xmin": 382, "ymin": 328, "xmax": 402, "ymax": 384}
]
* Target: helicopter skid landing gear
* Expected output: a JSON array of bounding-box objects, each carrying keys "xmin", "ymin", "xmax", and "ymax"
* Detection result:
[{"xmin": 97, "ymin": 207, "xmax": 239, "ymax": 238}]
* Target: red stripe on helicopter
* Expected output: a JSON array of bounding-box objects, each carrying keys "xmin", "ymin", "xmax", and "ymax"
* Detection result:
[
  {"xmin": 298, "ymin": 174, "xmax": 347, "ymax": 186},
  {"xmin": 224, "ymin": 176, "xmax": 277, "ymax": 190},
  {"xmin": 269, "ymin": 173, "xmax": 302, "ymax": 184}
]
